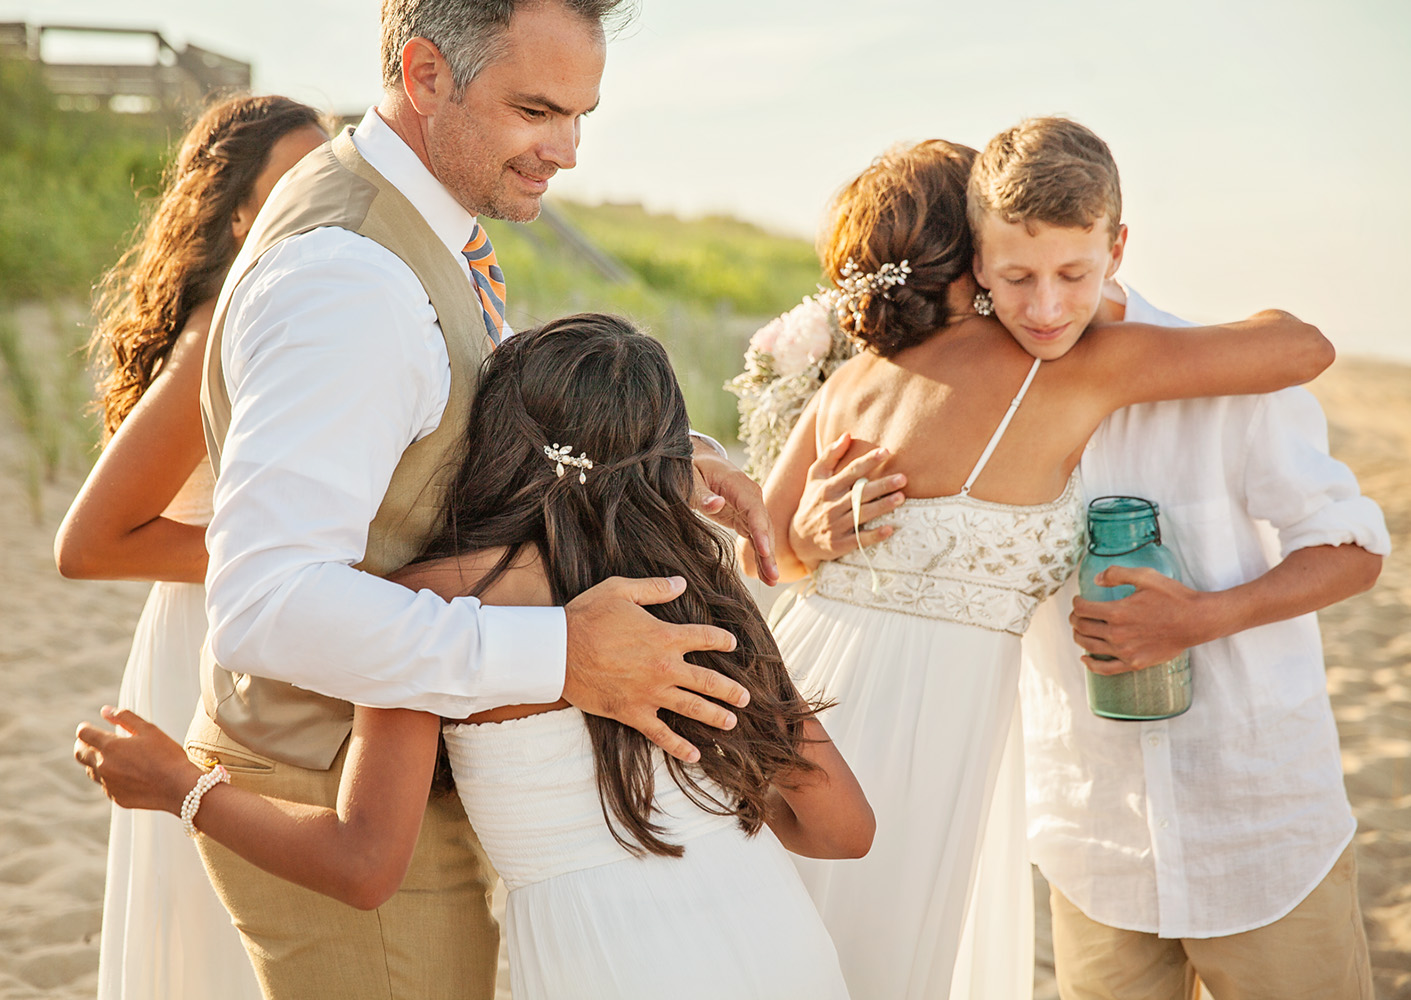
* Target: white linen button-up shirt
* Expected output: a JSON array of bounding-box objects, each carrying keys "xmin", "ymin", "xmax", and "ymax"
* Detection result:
[
  {"xmin": 1019, "ymin": 285, "xmax": 1391, "ymax": 939},
  {"xmin": 203, "ymin": 106, "xmax": 566, "ymax": 717}
]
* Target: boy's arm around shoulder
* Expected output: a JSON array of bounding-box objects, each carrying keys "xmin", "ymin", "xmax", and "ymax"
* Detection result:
[
  {"xmin": 1072, "ymin": 385, "xmax": 1389, "ymax": 672},
  {"xmin": 1069, "ymin": 308, "xmax": 1334, "ymax": 415}
]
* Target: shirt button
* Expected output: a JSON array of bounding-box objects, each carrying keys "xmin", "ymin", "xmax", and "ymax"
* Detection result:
[
  {"xmin": 1160, "ymin": 819, "xmax": 1170, "ymax": 829},
  {"xmin": 1147, "ymin": 734, "xmax": 1160, "ymax": 747}
]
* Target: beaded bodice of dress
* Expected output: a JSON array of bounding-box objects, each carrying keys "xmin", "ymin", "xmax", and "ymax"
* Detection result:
[
  {"xmin": 812, "ymin": 474, "xmax": 1085, "ymax": 635},
  {"xmin": 162, "ymin": 458, "xmax": 215, "ymax": 527},
  {"xmin": 811, "ymin": 357, "xmax": 1085, "ymax": 636}
]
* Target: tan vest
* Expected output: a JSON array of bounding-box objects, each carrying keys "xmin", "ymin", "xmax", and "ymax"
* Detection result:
[{"xmin": 200, "ymin": 128, "xmax": 494, "ymax": 769}]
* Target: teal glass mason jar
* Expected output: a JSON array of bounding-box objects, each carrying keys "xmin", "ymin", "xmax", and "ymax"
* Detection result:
[{"xmin": 1077, "ymin": 496, "xmax": 1192, "ymax": 721}]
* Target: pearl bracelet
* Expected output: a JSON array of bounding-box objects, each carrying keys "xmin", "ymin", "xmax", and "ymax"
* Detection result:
[{"xmin": 180, "ymin": 762, "xmax": 230, "ymax": 839}]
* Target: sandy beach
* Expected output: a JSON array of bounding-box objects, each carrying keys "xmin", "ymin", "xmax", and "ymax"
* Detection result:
[{"xmin": 1, "ymin": 332, "xmax": 1407, "ymax": 996}]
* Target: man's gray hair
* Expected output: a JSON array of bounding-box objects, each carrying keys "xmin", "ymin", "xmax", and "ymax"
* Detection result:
[{"xmin": 380, "ymin": 0, "xmax": 633, "ymax": 92}]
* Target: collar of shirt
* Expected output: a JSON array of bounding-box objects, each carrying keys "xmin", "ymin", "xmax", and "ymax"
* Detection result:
[
  {"xmin": 1115, "ymin": 280, "xmax": 1195, "ymax": 329},
  {"xmin": 351, "ymin": 106, "xmax": 479, "ymax": 261}
]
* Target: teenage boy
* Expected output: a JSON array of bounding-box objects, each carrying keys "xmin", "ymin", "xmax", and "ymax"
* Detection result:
[
  {"xmin": 794, "ymin": 117, "xmax": 1389, "ymax": 999},
  {"xmin": 973, "ymin": 117, "xmax": 1387, "ymax": 1000}
]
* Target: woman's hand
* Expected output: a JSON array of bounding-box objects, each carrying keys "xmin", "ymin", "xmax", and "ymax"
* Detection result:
[
  {"xmin": 788, "ymin": 433, "xmax": 905, "ymax": 569},
  {"xmin": 73, "ymin": 706, "xmax": 201, "ymax": 814}
]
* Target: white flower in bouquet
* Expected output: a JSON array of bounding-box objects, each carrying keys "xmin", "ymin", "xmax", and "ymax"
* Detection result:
[
  {"xmin": 727, "ymin": 257, "xmax": 917, "ymax": 481},
  {"xmin": 727, "ymin": 292, "xmax": 856, "ymax": 483},
  {"xmin": 763, "ymin": 297, "xmax": 835, "ymax": 377}
]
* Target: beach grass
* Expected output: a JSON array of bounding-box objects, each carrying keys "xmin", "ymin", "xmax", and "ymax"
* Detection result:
[
  {"xmin": 554, "ymin": 200, "xmax": 823, "ymax": 317},
  {"xmin": 482, "ymin": 212, "xmax": 806, "ymax": 440},
  {"xmin": 0, "ymin": 61, "xmax": 167, "ymax": 302}
]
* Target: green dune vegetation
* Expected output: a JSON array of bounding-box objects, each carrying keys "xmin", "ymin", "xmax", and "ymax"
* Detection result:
[
  {"xmin": 479, "ymin": 202, "xmax": 821, "ymax": 441},
  {"xmin": 0, "ymin": 58, "xmax": 821, "ymax": 512},
  {"xmin": 0, "ymin": 62, "xmax": 171, "ymax": 302}
]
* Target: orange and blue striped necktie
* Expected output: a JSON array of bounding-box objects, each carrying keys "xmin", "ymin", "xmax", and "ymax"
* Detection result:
[{"xmin": 462, "ymin": 223, "xmax": 506, "ymax": 344}]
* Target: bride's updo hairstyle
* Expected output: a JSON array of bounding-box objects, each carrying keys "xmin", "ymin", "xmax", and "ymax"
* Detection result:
[
  {"xmin": 425, "ymin": 314, "xmax": 820, "ymax": 857},
  {"xmin": 820, "ymin": 139, "xmax": 978, "ymax": 357}
]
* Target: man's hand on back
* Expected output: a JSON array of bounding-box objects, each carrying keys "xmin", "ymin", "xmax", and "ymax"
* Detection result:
[
  {"xmin": 562, "ymin": 575, "xmax": 749, "ymax": 764},
  {"xmin": 690, "ymin": 445, "xmax": 780, "ymax": 585}
]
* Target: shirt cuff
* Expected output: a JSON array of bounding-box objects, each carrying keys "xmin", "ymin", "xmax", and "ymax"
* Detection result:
[
  {"xmin": 1278, "ymin": 496, "xmax": 1392, "ymax": 559},
  {"xmin": 689, "ymin": 430, "xmax": 729, "ymax": 460},
  {"xmin": 476, "ymin": 605, "xmax": 568, "ymax": 706}
]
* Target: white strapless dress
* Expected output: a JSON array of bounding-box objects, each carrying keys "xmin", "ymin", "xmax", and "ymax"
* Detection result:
[
  {"xmin": 98, "ymin": 459, "xmax": 261, "ymax": 999},
  {"xmin": 443, "ymin": 708, "xmax": 851, "ymax": 999},
  {"xmin": 775, "ymin": 470, "xmax": 1085, "ymax": 1000}
]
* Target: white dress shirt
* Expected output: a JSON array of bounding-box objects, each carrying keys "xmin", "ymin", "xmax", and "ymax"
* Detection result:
[
  {"xmin": 204, "ymin": 107, "xmax": 565, "ymax": 716},
  {"xmin": 1020, "ymin": 285, "xmax": 1391, "ymax": 939}
]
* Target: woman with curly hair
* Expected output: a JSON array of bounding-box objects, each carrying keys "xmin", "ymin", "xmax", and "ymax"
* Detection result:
[{"xmin": 56, "ymin": 93, "xmax": 326, "ymax": 1000}]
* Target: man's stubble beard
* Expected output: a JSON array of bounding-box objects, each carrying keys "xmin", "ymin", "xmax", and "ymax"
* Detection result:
[
  {"xmin": 477, "ymin": 149, "xmax": 559, "ymax": 223},
  {"xmin": 480, "ymin": 177, "xmax": 544, "ymax": 224},
  {"xmin": 468, "ymin": 162, "xmax": 544, "ymax": 223},
  {"xmin": 428, "ymin": 112, "xmax": 544, "ymax": 224}
]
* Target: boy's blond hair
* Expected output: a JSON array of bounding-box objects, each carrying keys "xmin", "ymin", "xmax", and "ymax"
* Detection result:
[{"xmin": 967, "ymin": 117, "xmax": 1122, "ymax": 246}]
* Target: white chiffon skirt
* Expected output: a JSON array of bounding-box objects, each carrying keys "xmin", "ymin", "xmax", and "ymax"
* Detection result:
[
  {"xmin": 444, "ymin": 708, "xmax": 851, "ymax": 999},
  {"xmin": 98, "ymin": 581, "xmax": 261, "ymax": 1000},
  {"xmin": 775, "ymin": 593, "xmax": 1034, "ymax": 1000}
]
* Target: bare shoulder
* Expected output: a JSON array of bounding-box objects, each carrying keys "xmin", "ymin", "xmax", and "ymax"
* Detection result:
[
  {"xmin": 1035, "ymin": 322, "xmax": 1130, "ymax": 390},
  {"xmin": 812, "ymin": 349, "xmax": 890, "ymax": 427},
  {"xmin": 388, "ymin": 547, "xmax": 554, "ymax": 606},
  {"xmin": 179, "ymin": 298, "xmax": 219, "ymax": 348},
  {"xmin": 159, "ymin": 299, "xmax": 219, "ymax": 374},
  {"xmin": 828, "ymin": 349, "xmax": 884, "ymax": 388},
  {"xmin": 185, "ymin": 297, "xmax": 219, "ymax": 334}
]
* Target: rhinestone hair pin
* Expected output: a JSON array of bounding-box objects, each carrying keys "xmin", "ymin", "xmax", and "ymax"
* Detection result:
[
  {"xmin": 835, "ymin": 258, "xmax": 912, "ymax": 328},
  {"xmin": 543, "ymin": 443, "xmax": 594, "ymax": 484}
]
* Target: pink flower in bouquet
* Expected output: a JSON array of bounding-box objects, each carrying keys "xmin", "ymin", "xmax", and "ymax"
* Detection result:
[
  {"xmin": 768, "ymin": 296, "xmax": 835, "ymax": 376},
  {"xmin": 749, "ymin": 315, "xmax": 785, "ymax": 356}
]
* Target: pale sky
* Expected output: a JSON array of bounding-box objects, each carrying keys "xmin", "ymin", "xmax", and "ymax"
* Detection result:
[{"xmin": 11, "ymin": 0, "xmax": 1411, "ymax": 360}]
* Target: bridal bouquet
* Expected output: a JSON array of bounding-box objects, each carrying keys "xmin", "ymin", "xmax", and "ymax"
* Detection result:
[{"xmin": 727, "ymin": 292, "xmax": 856, "ymax": 483}]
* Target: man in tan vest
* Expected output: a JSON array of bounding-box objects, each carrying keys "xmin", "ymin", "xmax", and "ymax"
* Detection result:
[{"xmin": 179, "ymin": 1, "xmax": 780, "ymax": 996}]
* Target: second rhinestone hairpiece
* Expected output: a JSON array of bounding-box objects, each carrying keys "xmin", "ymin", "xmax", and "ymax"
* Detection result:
[{"xmin": 834, "ymin": 258, "xmax": 912, "ymax": 329}]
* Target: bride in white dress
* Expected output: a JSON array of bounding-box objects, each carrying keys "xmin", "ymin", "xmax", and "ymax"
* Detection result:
[
  {"xmin": 73, "ymin": 314, "xmax": 873, "ymax": 1000},
  {"xmin": 751, "ymin": 139, "xmax": 1334, "ymax": 998},
  {"xmin": 55, "ymin": 96, "xmax": 327, "ymax": 1000}
]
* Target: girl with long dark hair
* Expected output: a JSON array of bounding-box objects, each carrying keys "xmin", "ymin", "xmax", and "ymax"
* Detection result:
[
  {"xmin": 56, "ymin": 94, "xmax": 327, "ymax": 1000},
  {"xmin": 75, "ymin": 315, "xmax": 872, "ymax": 999}
]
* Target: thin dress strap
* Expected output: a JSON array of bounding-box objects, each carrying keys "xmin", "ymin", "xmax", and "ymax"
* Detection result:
[{"xmin": 959, "ymin": 357, "xmax": 1042, "ymax": 497}]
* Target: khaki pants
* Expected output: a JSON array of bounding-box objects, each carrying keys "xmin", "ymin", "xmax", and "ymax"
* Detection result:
[
  {"xmin": 186, "ymin": 712, "xmax": 499, "ymax": 1000},
  {"xmin": 1049, "ymin": 843, "xmax": 1373, "ymax": 1000}
]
